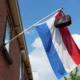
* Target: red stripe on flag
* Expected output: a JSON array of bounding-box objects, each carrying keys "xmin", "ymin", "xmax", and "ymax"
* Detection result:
[
  {"xmin": 55, "ymin": 12, "xmax": 80, "ymax": 65},
  {"xmin": 59, "ymin": 27, "xmax": 80, "ymax": 65}
]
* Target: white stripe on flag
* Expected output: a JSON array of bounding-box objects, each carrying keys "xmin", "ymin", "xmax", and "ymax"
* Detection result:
[{"xmin": 46, "ymin": 16, "xmax": 77, "ymax": 73}]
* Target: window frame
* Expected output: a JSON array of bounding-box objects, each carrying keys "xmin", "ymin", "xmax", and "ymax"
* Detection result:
[
  {"xmin": 4, "ymin": 16, "xmax": 12, "ymax": 54},
  {"xmin": 2, "ymin": 16, "xmax": 13, "ymax": 65},
  {"xmin": 20, "ymin": 56, "xmax": 24, "ymax": 80}
]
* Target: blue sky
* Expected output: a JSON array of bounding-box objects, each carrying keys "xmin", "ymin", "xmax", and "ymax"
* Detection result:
[
  {"xmin": 18, "ymin": 0, "xmax": 80, "ymax": 80},
  {"xmin": 18, "ymin": 0, "xmax": 80, "ymax": 53}
]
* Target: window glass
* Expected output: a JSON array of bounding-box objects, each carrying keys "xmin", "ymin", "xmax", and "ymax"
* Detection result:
[
  {"xmin": 20, "ymin": 57, "xmax": 23, "ymax": 80},
  {"xmin": 4, "ymin": 19, "xmax": 11, "ymax": 54}
]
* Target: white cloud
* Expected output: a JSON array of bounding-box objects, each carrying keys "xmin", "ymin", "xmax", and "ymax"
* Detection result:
[
  {"xmin": 32, "ymin": 38, "xmax": 43, "ymax": 48},
  {"xmin": 29, "ymin": 38, "xmax": 57, "ymax": 80},
  {"xmin": 72, "ymin": 34, "xmax": 80, "ymax": 49},
  {"xmin": 29, "ymin": 34, "xmax": 80, "ymax": 80},
  {"xmin": 33, "ymin": 72, "xmax": 40, "ymax": 80}
]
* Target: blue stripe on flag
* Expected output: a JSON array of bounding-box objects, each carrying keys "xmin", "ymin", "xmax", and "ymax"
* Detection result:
[{"xmin": 36, "ymin": 23, "xmax": 67, "ymax": 79}]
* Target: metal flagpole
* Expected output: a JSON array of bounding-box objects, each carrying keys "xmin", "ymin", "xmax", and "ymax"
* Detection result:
[{"xmin": 5, "ymin": 7, "xmax": 63, "ymax": 45}]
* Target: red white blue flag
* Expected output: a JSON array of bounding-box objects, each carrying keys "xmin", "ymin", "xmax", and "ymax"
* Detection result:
[{"xmin": 36, "ymin": 11, "xmax": 80, "ymax": 79}]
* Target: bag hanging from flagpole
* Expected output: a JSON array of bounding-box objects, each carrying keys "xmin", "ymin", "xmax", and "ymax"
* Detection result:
[{"xmin": 54, "ymin": 11, "xmax": 72, "ymax": 28}]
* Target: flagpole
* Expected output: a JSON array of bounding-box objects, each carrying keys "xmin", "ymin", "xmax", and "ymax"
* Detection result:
[{"xmin": 5, "ymin": 7, "xmax": 63, "ymax": 45}]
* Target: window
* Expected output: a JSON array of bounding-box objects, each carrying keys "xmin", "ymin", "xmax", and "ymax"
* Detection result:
[
  {"xmin": 2, "ymin": 17, "xmax": 13, "ymax": 65},
  {"xmin": 20, "ymin": 57, "xmax": 24, "ymax": 80},
  {"xmin": 4, "ymin": 18, "xmax": 11, "ymax": 54}
]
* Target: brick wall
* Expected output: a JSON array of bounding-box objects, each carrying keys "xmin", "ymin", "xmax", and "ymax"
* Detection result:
[{"xmin": 0, "ymin": 0, "xmax": 29, "ymax": 80}]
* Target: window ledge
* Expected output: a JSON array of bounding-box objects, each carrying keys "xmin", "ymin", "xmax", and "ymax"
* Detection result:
[{"xmin": 2, "ymin": 46, "xmax": 13, "ymax": 65}]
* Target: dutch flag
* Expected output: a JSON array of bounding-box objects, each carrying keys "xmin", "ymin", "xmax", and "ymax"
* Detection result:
[{"xmin": 35, "ymin": 11, "xmax": 80, "ymax": 79}]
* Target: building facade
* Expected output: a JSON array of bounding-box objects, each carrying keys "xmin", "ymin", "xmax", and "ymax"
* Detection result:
[{"xmin": 0, "ymin": 0, "xmax": 33, "ymax": 80}]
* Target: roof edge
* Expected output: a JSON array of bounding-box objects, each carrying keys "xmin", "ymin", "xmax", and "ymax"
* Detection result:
[{"xmin": 8, "ymin": 0, "xmax": 33, "ymax": 79}]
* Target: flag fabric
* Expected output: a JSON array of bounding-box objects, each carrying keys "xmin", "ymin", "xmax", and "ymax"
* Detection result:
[{"xmin": 35, "ymin": 11, "xmax": 80, "ymax": 79}]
